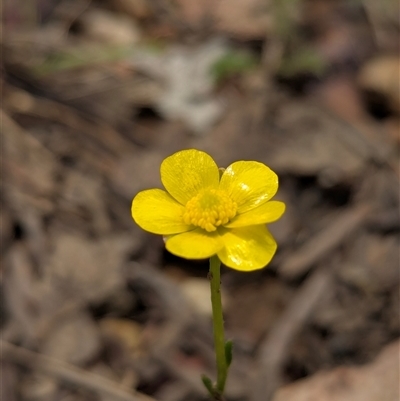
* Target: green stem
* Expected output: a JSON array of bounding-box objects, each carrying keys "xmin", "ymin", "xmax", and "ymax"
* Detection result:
[{"xmin": 209, "ymin": 255, "xmax": 228, "ymax": 395}]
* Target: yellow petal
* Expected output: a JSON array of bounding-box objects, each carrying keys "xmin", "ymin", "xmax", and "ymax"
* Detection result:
[
  {"xmin": 217, "ymin": 226, "xmax": 277, "ymax": 271},
  {"xmin": 132, "ymin": 189, "xmax": 191, "ymax": 235},
  {"xmin": 225, "ymin": 201, "xmax": 285, "ymax": 228},
  {"xmin": 219, "ymin": 161, "xmax": 278, "ymax": 213},
  {"xmin": 161, "ymin": 149, "xmax": 220, "ymax": 205},
  {"xmin": 165, "ymin": 228, "xmax": 223, "ymax": 259}
]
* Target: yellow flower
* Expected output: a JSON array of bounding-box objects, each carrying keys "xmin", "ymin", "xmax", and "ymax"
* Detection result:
[{"xmin": 131, "ymin": 149, "xmax": 285, "ymax": 271}]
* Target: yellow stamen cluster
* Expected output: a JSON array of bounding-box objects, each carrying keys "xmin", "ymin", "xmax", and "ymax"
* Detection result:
[{"xmin": 183, "ymin": 189, "xmax": 237, "ymax": 232}]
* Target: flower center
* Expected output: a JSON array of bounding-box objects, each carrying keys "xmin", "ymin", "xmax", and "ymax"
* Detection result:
[{"xmin": 183, "ymin": 189, "xmax": 237, "ymax": 232}]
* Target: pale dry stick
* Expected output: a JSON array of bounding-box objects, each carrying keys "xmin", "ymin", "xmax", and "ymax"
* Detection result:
[
  {"xmin": 279, "ymin": 203, "xmax": 371, "ymax": 278},
  {"xmin": 251, "ymin": 267, "xmax": 332, "ymax": 401},
  {"xmin": 0, "ymin": 340, "xmax": 157, "ymax": 401}
]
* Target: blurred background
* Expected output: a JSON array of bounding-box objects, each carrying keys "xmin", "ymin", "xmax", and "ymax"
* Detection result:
[{"xmin": 1, "ymin": 0, "xmax": 399, "ymax": 400}]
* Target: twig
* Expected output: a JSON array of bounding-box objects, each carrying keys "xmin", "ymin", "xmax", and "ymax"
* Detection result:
[
  {"xmin": 251, "ymin": 267, "xmax": 332, "ymax": 401},
  {"xmin": 279, "ymin": 204, "xmax": 371, "ymax": 278},
  {"xmin": 0, "ymin": 340, "xmax": 157, "ymax": 401}
]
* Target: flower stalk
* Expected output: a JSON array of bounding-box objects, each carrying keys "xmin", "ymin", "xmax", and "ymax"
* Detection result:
[{"xmin": 209, "ymin": 255, "xmax": 228, "ymax": 397}]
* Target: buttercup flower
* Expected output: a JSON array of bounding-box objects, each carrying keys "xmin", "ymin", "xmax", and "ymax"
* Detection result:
[{"xmin": 131, "ymin": 149, "xmax": 285, "ymax": 271}]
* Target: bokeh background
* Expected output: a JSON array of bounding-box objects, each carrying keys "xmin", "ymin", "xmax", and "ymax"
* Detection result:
[{"xmin": 1, "ymin": 1, "xmax": 399, "ymax": 400}]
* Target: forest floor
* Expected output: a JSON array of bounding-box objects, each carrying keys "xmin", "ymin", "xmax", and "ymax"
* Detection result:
[{"xmin": 1, "ymin": 1, "xmax": 399, "ymax": 400}]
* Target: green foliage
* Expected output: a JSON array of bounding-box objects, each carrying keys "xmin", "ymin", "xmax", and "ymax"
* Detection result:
[
  {"xmin": 271, "ymin": 0, "xmax": 328, "ymax": 78},
  {"xmin": 278, "ymin": 46, "xmax": 327, "ymax": 77},
  {"xmin": 211, "ymin": 50, "xmax": 257, "ymax": 83},
  {"xmin": 33, "ymin": 41, "xmax": 164, "ymax": 76},
  {"xmin": 34, "ymin": 45, "xmax": 133, "ymax": 75},
  {"xmin": 273, "ymin": 0, "xmax": 302, "ymax": 39},
  {"xmin": 225, "ymin": 340, "xmax": 233, "ymax": 367},
  {"xmin": 201, "ymin": 374, "xmax": 216, "ymax": 397}
]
